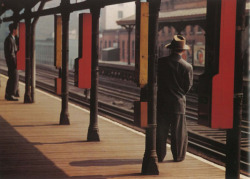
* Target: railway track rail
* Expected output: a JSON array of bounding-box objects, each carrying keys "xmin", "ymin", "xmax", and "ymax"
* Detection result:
[{"xmin": 0, "ymin": 61, "xmax": 249, "ymax": 175}]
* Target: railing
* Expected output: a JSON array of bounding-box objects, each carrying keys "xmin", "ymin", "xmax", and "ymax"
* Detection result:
[
  {"xmin": 99, "ymin": 62, "xmax": 136, "ymax": 82},
  {"xmin": 35, "ymin": 39, "xmax": 77, "ymax": 70}
]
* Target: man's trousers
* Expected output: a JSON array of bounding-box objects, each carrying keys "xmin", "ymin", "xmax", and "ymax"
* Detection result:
[
  {"xmin": 5, "ymin": 68, "xmax": 19, "ymax": 96},
  {"xmin": 156, "ymin": 113, "xmax": 188, "ymax": 162}
]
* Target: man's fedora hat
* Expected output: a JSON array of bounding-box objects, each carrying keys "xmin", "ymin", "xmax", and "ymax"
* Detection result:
[{"xmin": 165, "ymin": 35, "xmax": 190, "ymax": 50}]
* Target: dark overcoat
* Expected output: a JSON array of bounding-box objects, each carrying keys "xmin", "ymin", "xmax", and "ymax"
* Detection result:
[
  {"xmin": 157, "ymin": 53, "xmax": 193, "ymax": 115},
  {"xmin": 156, "ymin": 52, "xmax": 193, "ymax": 161},
  {"xmin": 4, "ymin": 34, "xmax": 17, "ymax": 70},
  {"xmin": 4, "ymin": 34, "xmax": 18, "ymax": 96}
]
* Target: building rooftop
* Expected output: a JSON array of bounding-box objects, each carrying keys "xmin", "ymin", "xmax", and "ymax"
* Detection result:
[{"xmin": 117, "ymin": 2, "xmax": 250, "ymax": 26}]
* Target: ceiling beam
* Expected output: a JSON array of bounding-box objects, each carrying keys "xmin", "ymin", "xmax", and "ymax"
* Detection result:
[{"xmin": 3, "ymin": 0, "xmax": 135, "ymax": 22}]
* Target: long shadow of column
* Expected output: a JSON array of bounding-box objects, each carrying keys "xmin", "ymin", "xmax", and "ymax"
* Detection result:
[{"xmin": 0, "ymin": 115, "xmax": 68, "ymax": 178}]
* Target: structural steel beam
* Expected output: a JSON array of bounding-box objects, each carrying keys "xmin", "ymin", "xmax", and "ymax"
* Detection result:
[
  {"xmin": 87, "ymin": 4, "xmax": 101, "ymax": 142},
  {"xmin": 141, "ymin": 0, "xmax": 161, "ymax": 175},
  {"xmin": 226, "ymin": 0, "xmax": 247, "ymax": 178},
  {"xmin": 24, "ymin": 9, "xmax": 32, "ymax": 103},
  {"xmin": 59, "ymin": 0, "xmax": 70, "ymax": 125},
  {"xmin": 122, "ymin": 24, "xmax": 134, "ymax": 65},
  {"xmin": 2, "ymin": 0, "xmax": 135, "ymax": 22},
  {"xmin": 31, "ymin": 1, "xmax": 47, "ymax": 102}
]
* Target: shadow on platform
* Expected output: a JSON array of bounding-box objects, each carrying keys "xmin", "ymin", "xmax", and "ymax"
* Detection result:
[
  {"xmin": 70, "ymin": 173, "xmax": 142, "ymax": 179},
  {"xmin": 12, "ymin": 124, "xmax": 60, "ymax": 128},
  {"xmin": 30, "ymin": 140, "xmax": 87, "ymax": 145},
  {"xmin": 0, "ymin": 115, "xmax": 69, "ymax": 178},
  {"xmin": 70, "ymin": 159, "xmax": 141, "ymax": 167}
]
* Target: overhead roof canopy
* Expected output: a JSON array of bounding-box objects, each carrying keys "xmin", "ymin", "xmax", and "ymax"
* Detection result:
[
  {"xmin": 116, "ymin": 7, "xmax": 206, "ymax": 27},
  {"xmin": 117, "ymin": 2, "xmax": 250, "ymax": 26},
  {"xmin": 0, "ymin": 0, "xmax": 48, "ymax": 16},
  {"xmin": 1, "ymin": 0, "xmax": 136, "ymax": 22}
]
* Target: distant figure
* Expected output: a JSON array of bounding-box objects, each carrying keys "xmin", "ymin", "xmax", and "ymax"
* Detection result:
[
  {"xmin": 157, "ymin": 35, "xmax": 193, "ymax": 162},
  {"xmin": 4, "ymin": 23, "xmax": 19, "ymax": 101}
]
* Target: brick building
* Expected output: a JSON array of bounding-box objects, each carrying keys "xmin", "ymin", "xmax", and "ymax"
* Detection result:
[
  {"xmin": 100, "ymin": 28, "xmax": 136, "ymax": 63},
  {"xmin": 100, "ymin": 0, "xmax": 207, "ymax": 66}
]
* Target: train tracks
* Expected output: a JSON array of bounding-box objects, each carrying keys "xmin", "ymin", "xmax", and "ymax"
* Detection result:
[{"xmin": 0, "ymin": 60, "xmax": 249, "ymax": 175}]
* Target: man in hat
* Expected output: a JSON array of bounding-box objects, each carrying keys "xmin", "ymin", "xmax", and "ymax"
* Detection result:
[
  {"xmin": 4, "ymin": 23, "xmax": 19, "ymax": 101},
  {"xmin": 157, "ymin": 35, "xmax": 193, "ymax": 162}
]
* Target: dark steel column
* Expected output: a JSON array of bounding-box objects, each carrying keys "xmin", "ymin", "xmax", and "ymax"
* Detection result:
[
  {"xmin": 87, "ymin": 6, "xmax": 101, "ymax": 141},
  {"xmin": 141, "ymin": 0, "xmax": 161, "ymax": 175},
  {"xmin": 30, "ymin": 20, "xmax": 38, "ymax": 103},
  {"xmin": 226, "ymin": 0, "xmax": 246, "ymax": 178},
  {"xmin": 135, "ymin": 0, "xmax": 140, "ymax": 86},
  {"xmin": 128, "ymin": 26, "xmax": 131, "ymax": 65},
  {"xmin": 125, "ymin": 25, "xmax": 134, "ymax": 65},
  {"xmin": 30, "ymin": 25, "xmax": 36, "ymax": 102},
  {"xmin": 59, "ymin": 0, "xmax": 70, "ymax": 125},
  {"xmin": 24, "ymin": 9, "xmax": 32, "ymax": 103}
]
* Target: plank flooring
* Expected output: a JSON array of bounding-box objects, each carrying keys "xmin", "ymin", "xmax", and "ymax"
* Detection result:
[{"xmin": 0, "ymin": 75, "xmax": 234, "ymax": 178}]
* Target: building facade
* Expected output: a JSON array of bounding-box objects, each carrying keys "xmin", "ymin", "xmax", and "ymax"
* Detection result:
[
  {"xmin": 100, "ymin": 0, "xmax": 207, "ymax": 66},
  {"xmin": 99, "ymin": 28, "xmax": 136, "ymax": 63},
  {"xmin": 99, "ymin": 2, "xmax": 135, "ymax": 31}
]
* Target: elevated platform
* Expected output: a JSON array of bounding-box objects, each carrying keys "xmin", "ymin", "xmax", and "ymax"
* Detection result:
[{"xmin": 0, "ymin": 75, "xmax": 246, "ymax": 178}]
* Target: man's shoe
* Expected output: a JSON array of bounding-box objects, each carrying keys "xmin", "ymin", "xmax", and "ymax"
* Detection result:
[
  {"xmin": 158, "ymin": 158, "xmax": 164, "ymax": 163},
  {"xmin": 173, "ymin": 158, "xmax": 184, "ymax": 162},
  {"xmin": 5, "ymin": 95, "xmax": 18, "ymax": 101},
  {"xmin": 14, "ymin": 93, "xmax": 20, "ymax": 98}
]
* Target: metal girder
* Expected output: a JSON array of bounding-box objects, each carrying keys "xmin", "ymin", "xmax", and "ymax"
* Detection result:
[
  {"xmin": 2, "ymin": 0, "xmax": 136, "ymax": 22},
  {"xmin": 0, "ymin": 0, "xmax": 49, "ymax": 14}
]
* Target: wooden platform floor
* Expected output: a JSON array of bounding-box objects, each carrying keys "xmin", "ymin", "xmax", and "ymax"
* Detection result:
[{"xmin": 0, "ymin": 75, "xmax": 237, "ymax": 179}]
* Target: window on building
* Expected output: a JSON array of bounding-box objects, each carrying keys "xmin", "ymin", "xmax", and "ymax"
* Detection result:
[
  {"xmin": 113, "ymin": 40, "xmax": 118, "ymax": 48},
  {"xmin": 109, "ymin": 40, "xmax": 111, "ymax": 47},
  {"xmin": 162, "ymin": 27, "xmax": 165, "ymax": 34},
  {"xmin": 190, "ymin": 26, "xmax": 194, "ymax": 35},
  {"xmin": 168, "ymin": 27, "xmax": 172, "ymax": 35},
  {"xmin": 181, "ymin": 29, "xmax": 186, "ymax": 35},
  {"xmin": 118, "ymin": 11, "xmax": 123, "ymax": 19},
  {"xmin": 196, "ymin": 25, "xmax": 203, "ymax": 34},
  {"xmin": 132, "ymin": 40, "xmax": 135, "ymax": 59},
  {"xmin": 122, "ymin": 40, "xmax": 125, "ymax": 59},
  {"xmin": 100, "ymin": 41, "xmax": 102, "ymax": 51},
  {"xmin": 165, "ymin": 2, "xmax": 169, "ymax": 10},
  {"xmin": 105, "ymin": 41, "xmax": 107, "ymax": 48}
]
